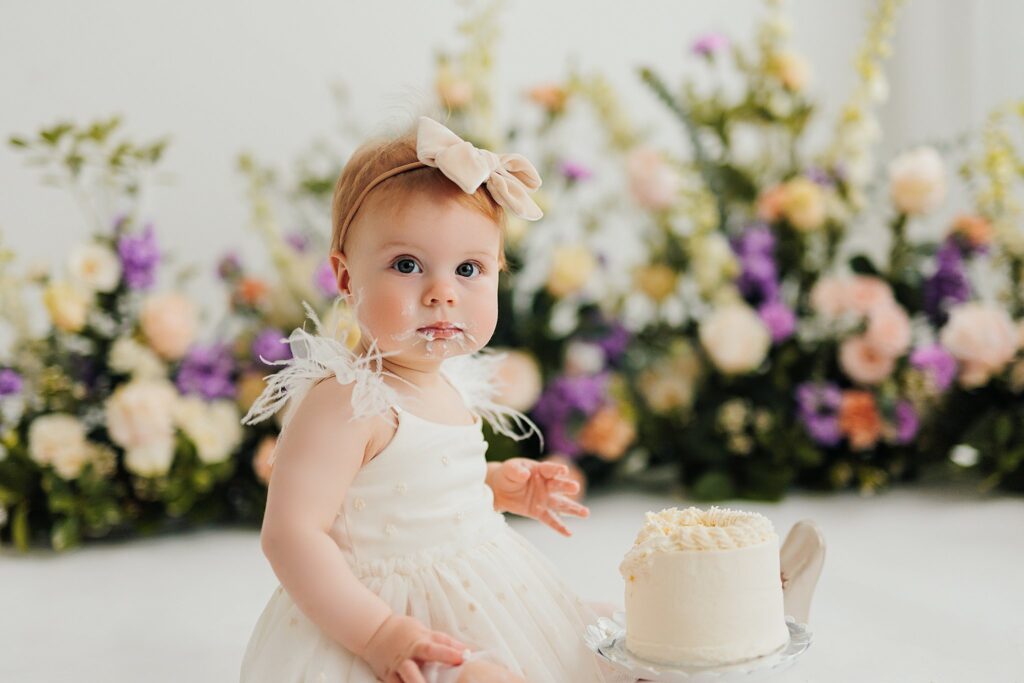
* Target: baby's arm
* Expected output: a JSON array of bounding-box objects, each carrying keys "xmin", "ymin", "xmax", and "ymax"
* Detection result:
[{"xmin": 260, "ymin": 380, "xmax": 465, "ymax": 680}]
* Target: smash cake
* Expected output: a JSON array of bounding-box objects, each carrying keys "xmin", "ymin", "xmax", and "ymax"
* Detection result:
[{"xmin": 619, "ymin": 506, "xmax": 789, "ymax": 666}]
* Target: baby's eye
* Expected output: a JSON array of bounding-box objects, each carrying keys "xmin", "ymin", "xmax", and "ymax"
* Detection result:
[
  {"xmin": 392, "ymin": 258, "xmax": 421, "ymax": 274},
  {"xmin": 456, "ymin": 261, "xmax": 481, "ymax": 278}
]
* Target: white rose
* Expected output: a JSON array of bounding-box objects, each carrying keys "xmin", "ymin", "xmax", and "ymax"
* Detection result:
[
  {"xmin": 28, "ymin": 413, "xmax": 91, "ymax": 479},
  {"xmin": 699, "ymin": 304, "xmax": 771, "ymax": 375},
  {"xmin": 105, "ymin": 379, "xmax": 178, "ymax": 452},
  {"xmin": 68, "ymin": 243, "xmax": 121, "ymax": 293},
  {"xmin": 125, "ymin": 439, "xmax": 175, "ymax": 477},
  {"xmin": 888, "ymin": 146, "xmax": 947, "ymax": 215},
  {"xmin": 174, "ymin": 397, "xmax": 242, "ymax": 465},
  {"xmin": 109, "ymin": 336, "xmax": 167, "ymax": 378},
  {"xmin": 564, "ymin": 341, "xmax": 606, "ymax": 376}
]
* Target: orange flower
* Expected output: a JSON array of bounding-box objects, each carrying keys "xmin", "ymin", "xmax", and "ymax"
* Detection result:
[
  {"xmin": 527, "ymin": 83, "xmax": 568, "ymax": 114},
  {"xmin": 756, "ymin": 184, "xmax": 787, "ymax": 222},
  {"xmin": 252, "ymin": 436, "xmax": 277, "ymax": 485},
  {"xmin": 949, "ymin": 214, "xmax": 993, "ymax": 249},
  {"xmin": 234, "ymin": 277, "xmax": 269, "ymax": 308},
  {"xmin": 838, "ymin": 391, "xmax": 882, "ymax": 451},
  {"xmin": 578, "ymin": 405, "xmax": 636, "ymax": 461}
]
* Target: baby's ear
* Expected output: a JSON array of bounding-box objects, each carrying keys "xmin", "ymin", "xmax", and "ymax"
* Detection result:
[{"xmin": 330, "ymin": 250, "xmax": 351, "ymax": 295}]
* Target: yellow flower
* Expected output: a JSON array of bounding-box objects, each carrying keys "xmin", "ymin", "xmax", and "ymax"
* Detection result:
[
  {"xmin": 546, "ymin": 245, "xmax": 596, "ymax": 298},
  {"xmin": 633, "ymin": 264, "xmax": 677, "ymax": 302},
  {"xmin": 44, "ymin": 282, "xmax": 90, "ymax": 332},
  {"xmin": 781, "ymin": 177, "xmax": 827, "ymax": 232},
  {"xmin": 769, "ymin": 50, "xmax": 811, "ymax": 91}
]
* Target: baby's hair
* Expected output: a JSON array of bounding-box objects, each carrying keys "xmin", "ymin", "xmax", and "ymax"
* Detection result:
[{"xmin": 330, "ymin": 128, "xmax": 509, "ymax": 271}]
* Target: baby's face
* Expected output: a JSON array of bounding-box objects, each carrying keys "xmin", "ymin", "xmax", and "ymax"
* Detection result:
[{"xmin": 335, "ymin": 192, "xmax": 501, "ymax": 368}]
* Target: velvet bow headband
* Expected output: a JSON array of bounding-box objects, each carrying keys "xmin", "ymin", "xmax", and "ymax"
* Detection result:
[{"xmin": 337, "ymin": 117, "xmax": 544, "ymax": 246}]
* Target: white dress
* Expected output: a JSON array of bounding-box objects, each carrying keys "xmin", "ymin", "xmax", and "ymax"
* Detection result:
[{"xmin": 239, "ymin": 313, "xmax": 631, "ymax": 683}]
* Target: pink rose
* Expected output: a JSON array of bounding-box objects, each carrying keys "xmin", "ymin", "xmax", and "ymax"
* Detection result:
[
  {"xmin": 491, "ymin": 349, "xmax": 543, "ymax": 412},
  {"xmin": 840, "ymin": 336, "xmax": 896, "ymax": 385},
  {"xmin": 141, "ymin": 292, "xmax": 198, "ymax": 360},
  {"xmin": 846, "ymin": 276, "xmax": 895, "ymax": 316},
  {"xmin": 939, "ymin": 303, "xmax": 1018, "ymax": 388},
  {"xmin": 626, "ymin": 147, "xmax": 682, "ymax": 210},
  {"xmin": 809, "ymin": 277, "xmax": 847, "ymax": 318},
  {"xmin": 865, "ymin": 304, "xmax": 911, "ymax": 358}
]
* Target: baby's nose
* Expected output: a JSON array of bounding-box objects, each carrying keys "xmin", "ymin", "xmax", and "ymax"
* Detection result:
[{"xmin": 423, "ymin": 279, "xmax": 457, "ymax": 306}]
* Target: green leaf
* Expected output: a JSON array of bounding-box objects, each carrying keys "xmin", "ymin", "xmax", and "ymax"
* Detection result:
[
  {"xmin": 51, "ymin": 516, "xmax": 80, "ymax": 551},
  {"xmin": 848, "ymin": 254, "xmax": 879, "ymax": 276},
  {"xmin": 690, "ymin": 470, "xmax": 736, "ymax": 501},
  {"xmin": 13, "ymin": 502, "xmax": 30, "ymax": 552},
  {"xmin": 9, "ymin": 136, "xmax": 28, "ymax": 148}
]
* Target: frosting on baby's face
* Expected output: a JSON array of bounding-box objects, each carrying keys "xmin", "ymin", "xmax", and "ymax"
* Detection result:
[{"xmin": 336, "ymin": 191, "xmax": 501, "ymax": 372}]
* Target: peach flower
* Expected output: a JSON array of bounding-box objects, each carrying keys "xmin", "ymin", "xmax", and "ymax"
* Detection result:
[
  {"xmin": 781, "ymin": 177, "xmax": 826, "ymax": 232},
  {"xmin": 939, "ymin": 303, "xmax": 1018, "ymax": 388},
  {"xmin": 809, "ymin": 277, "xmax": 847, "ymax": 318},
  {"xmin": 491, "ymin": 349, "xmax": 543, "ymax": 412},
  {"xmin": 140, "ymin": 292, "xmax": 197, "ymax": 360},
  {"xmin": 839, "ymin": 390, "xmax": 882, "ymax": 451},
  {"xmin": 43, "ymin": 282, "xmax": 90, "ymax": 333},
  {"xmin": 252, "ymin": 436, "xmax": 277, "ymax": 486},
  {"xmin": 699, "ymin": 304, "xmax": 771, "ymax": 375},
  {"xmin": 770, "ymin": 50, "xmax": 811, "ymax": 91},
  {"xmin": 846, "ymin": 276, "xmax": 896, "ymax": 316},
  {"xmin": 864, "ymin": 304, "xmax": 911, "ymax": 358},
  {"xmin": 756, "ymin": 184, "xmax": 787, "ymax": 222},
  {"xmin": 626, "ymin": 147, "xmax": 682, "ymax": 210},
  {"xmin": 888, "ymin": 146, "xmax": 946, "ymax": 215},
  {"xmin": 577, "ymin": 405, "xmax": 636, "ymax": 462},
  {"xmin": 527, "ymin": 83, "xmax": 568, "ymax": 114},
  {"xmin": 949, "ymin": 214, "xmax": 994, "ymax": 249},
  {"xmin": 839, "ymin": 336, "xmax": 896, "ymax": 385}
]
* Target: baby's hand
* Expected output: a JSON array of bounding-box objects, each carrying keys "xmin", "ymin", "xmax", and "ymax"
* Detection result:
[
  {"xmin": 362, "ymin": 614, "xmax": 467, "ymax": 683},
  {"xmin": 488, "ymin": 458, "xmax": 589, "ymax": 536}
]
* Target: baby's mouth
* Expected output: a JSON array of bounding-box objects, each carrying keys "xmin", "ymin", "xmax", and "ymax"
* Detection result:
[{"xmin": 417, "ymin": 323, "xmax": 464, "ymax": 340}]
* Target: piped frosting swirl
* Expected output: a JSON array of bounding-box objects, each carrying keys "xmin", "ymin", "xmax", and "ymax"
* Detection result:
[{"xmin": 620, "ymin": 507, "xmax": 777, "ymax": 576}]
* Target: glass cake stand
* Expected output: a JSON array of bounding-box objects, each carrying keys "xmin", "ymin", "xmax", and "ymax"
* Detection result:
[{"xmin": 584, "ymin": 612, "xmax": 812, "ymax": 682}]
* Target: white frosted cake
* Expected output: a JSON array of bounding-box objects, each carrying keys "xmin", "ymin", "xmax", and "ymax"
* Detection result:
[{"xmin": 619, "ymin": 506, "xmax": 788, "ymax": 666}]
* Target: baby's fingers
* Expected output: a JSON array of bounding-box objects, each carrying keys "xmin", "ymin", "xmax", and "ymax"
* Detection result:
[
  {"xmin": 414, "ymin": 640, "xmax": 465, "ymax": 666},
  {"xmin": 549, "ymin": 494, "xmax": 589, "ymax": 518},
  {"xmin": 540, "ymin": 508, "xmax": 571, "ymax": 536},
  {"xmin": 548, "ymin": 477, "xmax": 580, "ymax": 496},
  {"xmin": 395, "ymin": 659, "xmax": 427, "ymax": 683}
]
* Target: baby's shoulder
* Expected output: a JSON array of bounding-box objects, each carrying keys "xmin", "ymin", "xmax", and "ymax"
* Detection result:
[{"xmin": 302, "ymin": 377, "xmax": 398, "ymax": 466}]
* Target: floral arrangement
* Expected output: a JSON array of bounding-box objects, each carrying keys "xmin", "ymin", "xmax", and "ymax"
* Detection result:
[{"xmin": 0, "ymin": 119, "xmax": 244, "ymax": 550}]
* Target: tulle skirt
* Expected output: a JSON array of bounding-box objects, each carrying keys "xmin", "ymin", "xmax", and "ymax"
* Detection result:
[{"xmin": 240, "ymin": 525, "xmax": 630, "ymax": 683}]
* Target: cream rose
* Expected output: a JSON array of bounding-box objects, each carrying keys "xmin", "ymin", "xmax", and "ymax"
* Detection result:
[
  {"xmin": 28, "ymin": 413, "xmax": 92, "ymax": 479},
  {"xmin": 105, "ymin": 379, "xmax": 178, "ymax": 456},
  {"xmin": 939, "ymin": 303, "xmax": 1018, "ymax": 388},
  {"xmin": 44, "ymin": 281, "xmax": 90, "ymax": 333},
  {"xmin": 839, "ymin": 335, "xmax": 896, "ymax": 385},
  {"xmin": 564, "ymin": 341, "xmax": 606, "ymax": 377},
  {"xmin": 889, "ymin": 146, "xmax": 947, "ymax": 215},
  {"xmin": 125, "ymin": 439, "xmax": 175, "ymax": 477},
  {"xmin": 781, "ymin": 177, "xmax": 826, "ymax": 232},
  {"xmin": 174, "ymin": 397, "xmax": 242, "ymax": 465},
  {"xmin": 108, "ymin": 336, "xmax": 166, "ymax": 378},
  {"xmin": 699, "ymin": 304, "xmax": 771, "ymax": 375},
  {"xmin": 140, "ymin": 292, "xmax": 198, "ymax": 360},
  {"xmin": 626, "ymin": 147, "xmax": 682, "ymax": 210},
  {"xmin": 546, "ymin": 245, "xmax": 596, "ymax": 298},
  {"xmin": 68, "ymin": 243, "xmax": 121, "ymax": 293}
]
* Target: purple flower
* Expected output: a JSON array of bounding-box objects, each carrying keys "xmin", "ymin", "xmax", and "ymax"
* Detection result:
[
  {"xmin": 117, "ymin": 224, "xmax": 160, "ymax": 290},
  {"xmin": 217, "ymin": 252, "xmax": 242, "ymax": 281},
  {"xmin": 285, "ymin": 232, "xmax": 310, "ymax": 253},
  {"xmin": 924, "ymin": 238, "xmax": 971, "ymax": 326},
  {"xmin": 314, "ymin": 259, "xmax": 338, "ymax": 298},
  {"xmin": 691, "ymin": 32, "xmax": 729, "ymax": 57},
  {"xmin": 892, "ymin": 401, "xmax": 919, "ymax": 445},
  {"xmin": 795, "ymin": 382, "xmax": 842, "ymax": 447},
  {"xmin": 759, "ymin": 300, "xmax": 796, "ymax": 343},
  {"xmin": 560, "ymin": 160, "xmax": 593, "ymax": 182},
  {"xmin": 533, "ymin": 374, "xmax": 609, "ymax": 457},
  {"xmin": 595, "ymin": 322, "xmax": 631, "ymax": 363},
  {"xmin": 0, "ymin": 368, "xmax": 23, "ymax": 397},
  {"xmin": 251, "ymin": 329, "xmax": 292, "ymax": 366},
  {"xmin": 805, "ymin": 167, "xmax": 835, "ymax": 187},
  {"xmin": 733, "ymin": 224, "xmax": 780, "ymax": 305},
  {"xmin": 910, "ymin": 344, "xmax": 958, "ymax": 392},
  {"xmin": 176, "ymin": 344, "xmax": 235, "ymax": 400},
  {"xmin": 734, "ymin": 223, "xmax": 776, "ymax": 256}
]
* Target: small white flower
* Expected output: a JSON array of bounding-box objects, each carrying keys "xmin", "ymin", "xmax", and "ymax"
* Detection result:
[
  {"xmin": 174, "ymin": 397, "xmax": 242, "ymax": 465},
  {"xmin": 68, "ymin": 243, "xmax": 121, "ymax": 293},
  {"xmin": 109, "ymin": 336, "xmax": 167, "ymax": 379},
  {"xmin": 28, "ymin": 413, "xmax": 92, "ymax": 479},
  {"xmin": 949, "ymin": 444, "xmax": 980, "ymax": 468},
  {"xmin": 564, "ymin": 341, "xmax": 605, "ymax": 376}
]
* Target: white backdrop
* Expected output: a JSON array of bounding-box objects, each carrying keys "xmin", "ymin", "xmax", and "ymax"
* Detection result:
[{"xmin": 1, "ymin": 0, "xmax": 1023, "ymax": 322}]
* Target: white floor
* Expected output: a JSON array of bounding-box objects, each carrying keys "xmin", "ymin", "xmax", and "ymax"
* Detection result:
[{"xmin": 2, "ymin": 481, "xmax": 1022, "ymax": 683}]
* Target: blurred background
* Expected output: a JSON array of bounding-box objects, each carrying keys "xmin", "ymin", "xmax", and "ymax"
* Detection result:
[{"xmin": 2, "ymin": 1, "xmax": 1023, "ymax": 681}]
